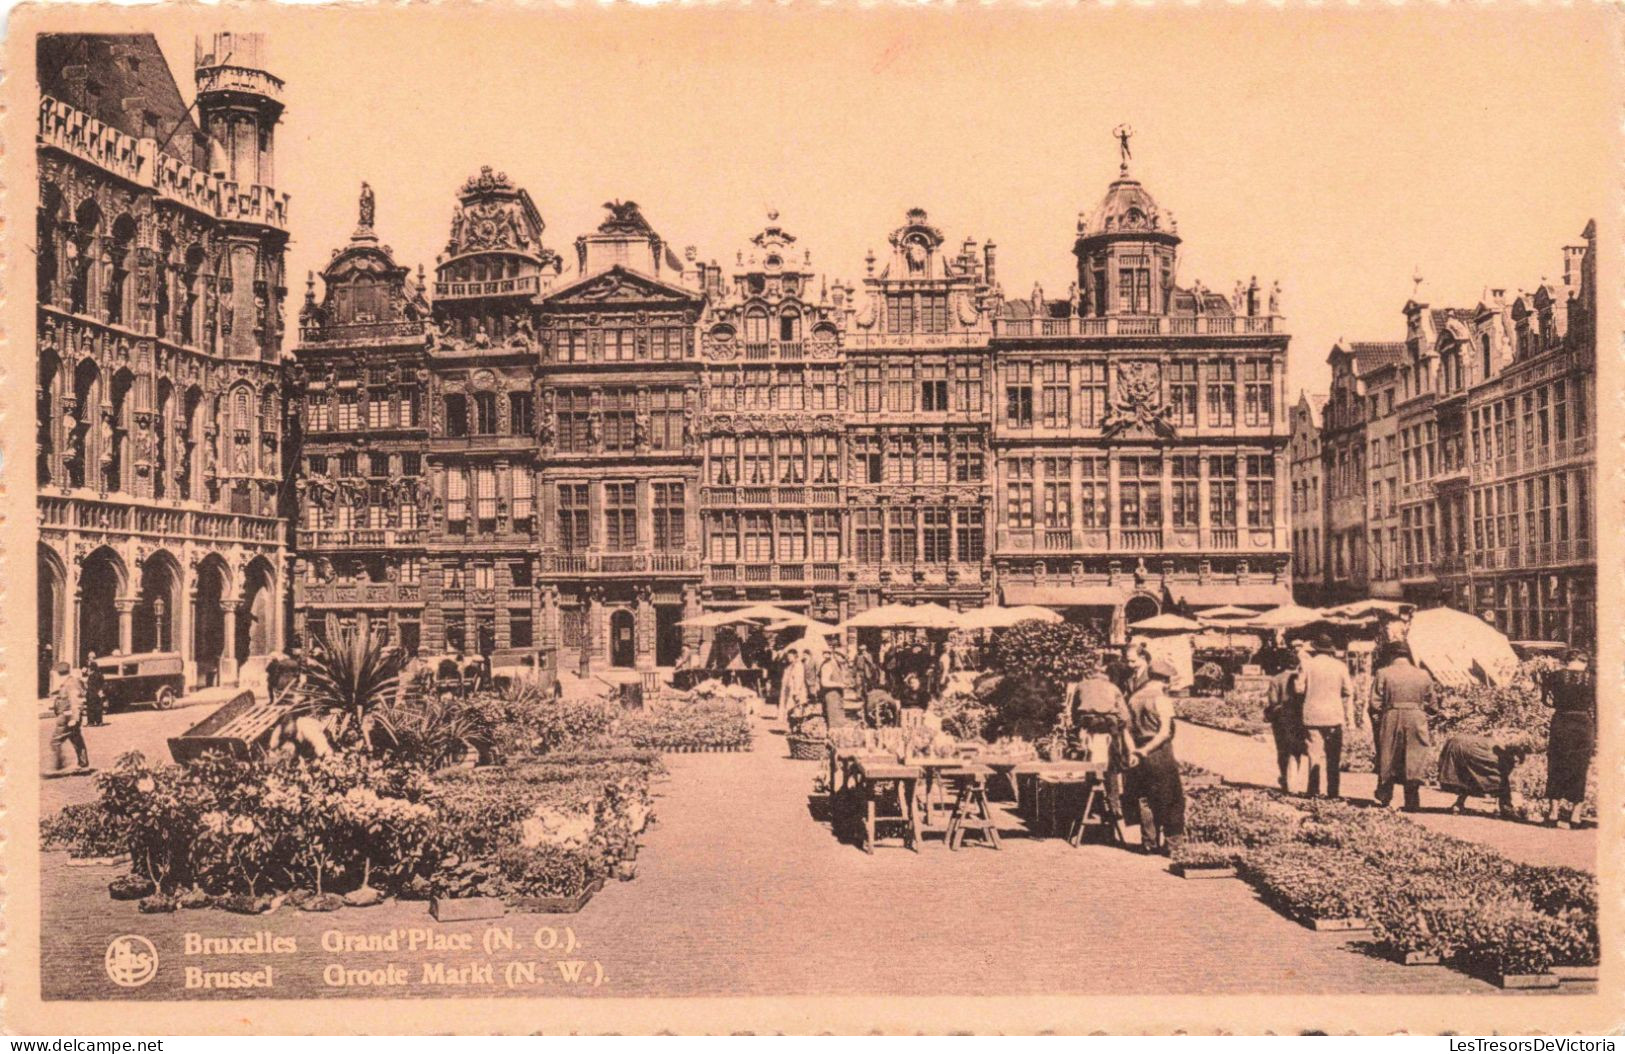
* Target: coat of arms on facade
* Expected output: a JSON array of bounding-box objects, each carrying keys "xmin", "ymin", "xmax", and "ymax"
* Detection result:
[{"xmin": 1102, "ymin": 361, "xmax": 1177, "ymax": 439}]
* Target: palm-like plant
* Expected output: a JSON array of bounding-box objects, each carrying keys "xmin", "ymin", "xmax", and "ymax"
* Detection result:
[
  {"xmin": 368, "ymin": 694, "xmax": 494, "ymax": 770},
  {"xmin": 302, "ymin": 627, "xmax": 406, "ymax": 752}
]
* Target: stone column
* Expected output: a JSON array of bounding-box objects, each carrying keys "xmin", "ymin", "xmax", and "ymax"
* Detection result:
[
  {"xmin": 114, "ymin": 597, "xmax": 138, "ymax": 657},
  {"xmin": 682, "ymin": 584, "xmax": 703, "ymax": 650},
  {"xmin": 634, "ymin": 587, "xmax": 655, "ymax": 671},
  {"xmin": 579, "ymin": 589, "xmax": 597, "ymax": 677},
  {"xmin": 220, "ymin": 599, "xmax": 242, "ymax": 686}
]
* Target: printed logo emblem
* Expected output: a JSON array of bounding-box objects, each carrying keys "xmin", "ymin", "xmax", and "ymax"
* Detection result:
[{"xmin": 105, "ymin": 935, "xmax": 158, "ymax": 988}]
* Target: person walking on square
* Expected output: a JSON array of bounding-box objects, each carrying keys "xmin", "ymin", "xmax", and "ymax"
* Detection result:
[
  {"xmin": 1262, "ymin": 645, "xmax": 1306, "ymax": 793},
  {"xmin": 1371, "ymin": 643, "xmax": 1432, "ymax": 811},
  {"xmin": 1542, "ymin": 649, "xmax": 1595, "ymax": 828},
  {"xmin": 1298, "ymin": 635, "xmax": 1360, "ymax": 799},
  {"xmin": 779, "ymin": 648, "xmax": 808, "ymax": 722},
  {"xmin": 1123, "ymin": 646, "xmax": 1185, "ymax": 854},
  {"xmin": 818, "ymin": 647, "xmax": 851, "ymax": 728},
  {"xmin": 47, "ymin": 661, "xmax": 89, "ymax": 774},
  {"xmin": 83, "ymin": 649, "xmax": 107, "ymax": 726}
]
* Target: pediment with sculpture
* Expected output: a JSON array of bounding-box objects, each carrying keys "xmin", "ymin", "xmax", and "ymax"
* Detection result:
[{"xmin": 543, "ymin": 265, "xmax": 703, "ymax": 310}]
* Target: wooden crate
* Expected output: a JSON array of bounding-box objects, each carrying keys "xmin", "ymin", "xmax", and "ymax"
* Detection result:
[{"xmin": 167, "ymin": 690, "xmax": 285, "ymax": 764}]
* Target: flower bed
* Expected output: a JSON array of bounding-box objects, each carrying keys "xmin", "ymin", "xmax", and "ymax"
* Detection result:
[
  {"xmin": 1181, "ymin": 784, "xmax": 1597, "ymax": 976},
  {"xmin": 1175, "ymin": 694, "xmax": 1271, "ymax": 737},
  {"xmin": 43, "ymin": 746, "xmax": 660, "ymax": 913},
  {"xmin": 620, "ymin": 701, "xmax": 753, "ymax": 753}
]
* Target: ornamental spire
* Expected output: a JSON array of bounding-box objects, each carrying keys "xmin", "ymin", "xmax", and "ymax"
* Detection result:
[{"xmin": 1113, "ymin": 123, "xmax": 1134, "ymax": 176}]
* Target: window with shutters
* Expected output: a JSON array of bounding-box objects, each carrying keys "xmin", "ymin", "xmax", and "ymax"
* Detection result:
[
  {"xmin": 308, "ymin": 395, "xmax": 330, "ymax": 431},
  {"xmin": 742, "ymin": 436, "xmax": 771, "ymax": 485},
  {"xmin": 709, "ymin": 511, "xmax": 739, "ymax": 561},
  {"xmin": 337, "ymin": 390, "xmax": 359, "ymax": 430},
  {"xmin": 604, "ymin": 482, "xmax": 637, "ymax": 551},
  {"xmin": 475, "ymin": 467, "xmax": 497, "ymax": 526},
  {"xmin": 811, "ymin": 436, "xmax": 839, "ymax": 484},
  {"xmin": 709, "ymin": 437, "xmax": 737, "ymax": 484}
]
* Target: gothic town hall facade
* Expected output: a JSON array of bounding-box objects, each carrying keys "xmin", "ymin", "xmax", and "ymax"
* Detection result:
[{"xmin": 38, "ymin": 33, "xmax": 1293, "ymax": 685}]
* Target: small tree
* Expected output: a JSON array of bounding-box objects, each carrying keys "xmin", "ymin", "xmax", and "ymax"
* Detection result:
[
  {"xmin": 303, "ymin": 627, "xmax": 406, "ymax": 753},
  {"xmin": 986, "ymin": 619, "xmax": 1106, "ymax": 689}
]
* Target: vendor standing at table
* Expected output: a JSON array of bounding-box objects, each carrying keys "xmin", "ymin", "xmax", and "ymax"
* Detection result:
[
  {"xmin": 818, "ymin": 648, "xmax": 851, "ymax": 728},
  {"xmin": 1542, "ymin": 649, "xmax": 1595, "ymax": 828},
  {"xmin": 1123, "ymin": 646, "xmax": 1185, "ymax": 855}
]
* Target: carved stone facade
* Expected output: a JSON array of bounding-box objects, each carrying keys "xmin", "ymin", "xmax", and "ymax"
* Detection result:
[{"xmin": 36, "ymin": 32, "xmax": 290, "ymax": 696}]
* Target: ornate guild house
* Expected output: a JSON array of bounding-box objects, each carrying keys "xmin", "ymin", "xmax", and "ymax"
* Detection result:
[{"xmin": 35, "ymin": 33, "xmax": 291, "ymax": 696}]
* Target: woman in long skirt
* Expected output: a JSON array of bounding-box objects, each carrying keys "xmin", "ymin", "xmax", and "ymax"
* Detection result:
[{"xmin": 1543, "ymin": 650, "xmax": 1595, "ymax": 828}]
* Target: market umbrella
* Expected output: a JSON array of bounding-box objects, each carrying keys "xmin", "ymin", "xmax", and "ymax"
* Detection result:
[
  {"xmin": 1406, "ymin": 607, "xmax": 1520, "ymax": 687},
  {"xmin": 1128, "ymin": 613, "xmax": 1204, "ymax": 632},
  {"xmin": 1247, "ymin": 604, "xmax": 1328, "ymax": 630},
  {"xmin": 1323, "ymin": 599, "xmax": 1415, "ymax": 620},
  {"xmin": 766, "ymin": 617, "xmax": 843, "ymax": 636},
  {"xmin": 679, "ymin": 603, "xmax": 805, "ymax": 628},
  {"xmin": 1196, "ymin": 604, "xmax": 1259, "ymax": 621},
  {"xmin": 954, "ymin": 604, "xmax": 1064, "ymax": 630},
  {"xmin": 838, "ymin": 601, "xmax": 961, "ymax": 631}
]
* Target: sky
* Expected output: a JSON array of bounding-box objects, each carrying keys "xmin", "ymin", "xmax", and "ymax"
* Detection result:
[{"xmin": 138, "ymin": 6, "xmax": 1616, "ymax": 399}]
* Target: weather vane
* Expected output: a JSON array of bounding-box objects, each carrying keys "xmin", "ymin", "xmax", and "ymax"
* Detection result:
[
  {"xmin": 1113, "ymin": 124, "xmax": 1134, "ymax": 172},
  {"xmin": 1412, "ymin": 266, "xmax": 1424, "ymax": 296}
]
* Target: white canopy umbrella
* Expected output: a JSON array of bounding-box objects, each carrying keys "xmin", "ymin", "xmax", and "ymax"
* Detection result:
[
  {"xmin": 679, "ymin": 603, "xmax": 805, "ymax": 628},
  {"xmin": 1247, "ymin": 604, "xmax": 1328, "ymax": 630},
  {"xmin": 954, "ymin": 604, "xmax": 1065, "ymax": 630},
  {"xmin": 766, "ymin": 617, "xmax": 843, "ymax": 636},
  {"xmin": 1197, "ymin": 604, "xmax": 1260, "ymax": 621},
  {"xmin": 1129, "ymin": 613, "xmax": 1204, "ymax": 632},
  {"xmin": 1406, "ymin": 607, "xmax": 1520, "ymax": 687},
  {"xmin": 839, "ymin": 601, "xmax": 960, "ymax": 631},
  {"xmin": 1323, "ymin": 599, "xmax": 1415, "ymax": 620}
]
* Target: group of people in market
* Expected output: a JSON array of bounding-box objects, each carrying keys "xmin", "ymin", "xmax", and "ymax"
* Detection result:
[{"xmin": 1260, "ymin": 637, "xmax": 1595, "ymax": 828}]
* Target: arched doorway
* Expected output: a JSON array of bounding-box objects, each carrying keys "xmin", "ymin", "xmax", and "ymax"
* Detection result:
[
  {"xmin": 609, "ymin": 608, "xmax": 636, "ymax": 668},
  {"xmin": 38, "ymin": 544, "xmax": 66, "ymax": 696},
  {"xmin": 77, "ymin": 546, "xmax": 124, "ymax": 664},
  {"xmin": 236, "ymin": 557, "xmax": 277, "ymax": 661},
  {"xmin": 133, "ymin": 552, "xmax": 181, "ymax": 654},
  {"xmin": 1123, "ymin": 593, "xmax": 1161, "ymax": 628},
  {"xmin": 193, "ymin": 557, "xmax": 229, "ymax": 687}
]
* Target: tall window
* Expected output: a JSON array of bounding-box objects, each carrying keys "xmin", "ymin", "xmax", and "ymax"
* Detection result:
[
  {"xmin": 1042, "ymin": 457, "xmax": 1072, "ymax": 530},
  {"xmin": 1005, "ymin": 363, "xmax": 1034, "ymax": 428},
  {"xmin": 338, "ymin": 390, "xmax": 360, "ymax": 430},
  {"xmin": 853, "ymin": 363, "xmax": 883, "ymax": 413},
  {"xmin": 775, "ymin": 367, "xmax": 805, "ymax": 411},
  {"xmin": 558, "ymin": 329, "xmax": 587, "ymax": 363},
  {"xmin": 650, "ymin": 389, "xmax": 683, "ymax": 450},
  {"xmin": 653, "ymin": 482, "xmax": 684, "ymax": 551},
  {"xmin": 1206, "ymin": 361, "xmax": 1236, "ymax": 427},
  {"xmin": 779, "ymin": 310, "xmax": 802, "ymax": 342},
  {"xmin": 811, "ymin": 512, "xmax": 841, "ymax": 561},
  {"xmin": 367, "ymin": 389, "xmax": 390, "ymax": 429},
  {"xmin": 1078, "ymin": 457, "xmax": 1108, "ymax": 527},
  {"xmin": 1006, "ymin": 457, "xmax": 1035, "ymax": 528},
  {"xmin": 709, "ymin": 437, "xmax": 736, "ymax": 484},
  {"xmin": 886, "ymin": 436, "xmax": 917, "ymax": 485},
  {"xmin": 922, "ymin": 508, "xmax": 951, "ymax": 563},
  {"xmin": 1209, "ymin": 456, "xmax": 1238, "ymax": 528},
  {"xmin": 603, "ymin": 389, "xmax": 636, "ymax": 451},
  {"xmin": 776, "ymin": 436, "xmax": 807, "ymax": 484},
  {"xmin": 511, "ymin": 470, "xmax": 534, "ymax": 528},
  {"xmin": 709, "ymin": 512, "xmax": 739, "ymax": 561},
  {"xmin": 604, "ymin": 482, "xmax": 637, "ymax": 551},
  {"xmin": 1077, "ymin": 361, "xmax": 1108, "ymax": 427},
  {"xmin": 809, "ymin": 366, "xmax": 840, "ymax": 410},
  {"xmin": 473, "ymin": 391, "xmax": 499, "ymax": 435},
  {"xmin": 1119, "ymin": 456, "xmax": 1162, "ymax": 527},
  {"xmin": 776, "ymin": 512, "xmax": 807, "ymax": 561},
  {"xmin": 443, "ymin": 393, "xmax": 468, "ymax": 437},
  {"xmin": 1168, "ymin": 361, "xmax": 1198, "ymax": 429},
  {"xmin": 1245, "ymin": 454, "xmax": 1275, "ymax": 528},
  {"xmin": 1244, "ymin": 360, "xmax": 1273, "ymax": 427},
  {"xmin": 852, "ymin": 434, "xmax": 882, "ymax": 484},
  {"xmin": 956, "ymin": 508, "xmax": 986, "ymax": 562},
  {"xmin": 888, "ymin": 508, "xmax": 917, "ymax": 562},
  {"xmin": 1172, "ymin": 455, "xmax": 1200, "ymax": 528},
  {"xmin": 743, "ymin": 367, "xmax": 771, "ymax": 410},
  {"xmin": 475, "ymin": 466, "xmax": 497, "ymax": 527},
  {"xmin": 742, "ymin": 436, "xmax": 771, "ymax": 485},
  {"xmin": 446, "ymin": 468, "xmax": 467, "ymax": 524},
  {"xmin": 509, "ymin": 391, "xmax": 534, "ymax": 436},
  {"xmin": 854, "ymin": 508, "xmax": 883, "ymax": 563},
  {"xmin": 1041, "ymin": 362, "xmax": 1070, "ymax": 428},
  {"xmin": 886, "ymin": 361, "xmax": 915, "ymax": 412},
  {"xmin": 953, "ymin": 361, "xmax": 983, "ymax": 413},
  {"xmin": 308, "ymin": 394, "xmax": 330, "ymax": 431},
  {"xmin": 651, "ymin": 326, "xmax": 684, "ymax": 361},
  {"xmin": 918, "ymin": 434, "xmax": 950, "ymax": 485},
  {"xmin": 953, "ymin": 437, "xmax": 985, "ymax": 483},
  {"xmin": 558, "ymin": 483, "xmax": 589, "ymax": 552},
  {"xmin": 743, "ymin": 513, "xmax": 772, "ymax": 561},
  {"xmin": 886, "ymin": 295, "xmax": 914, "ymax": 334},
  {"xmin": 920, "ymin": 363, "xmax": 949, "ymax": 412},
  {"xmin": 811, "ymin": 436, "xmax": 839, "ymax": 484},
  {"xmin": 557, "ymin": 389, "xmax": 591, "ymax": 452},
  {"xmin": 919, "ymin": 293, "xmax": 948, "ymax": 334},
  {"xmin": 369, "ymin": 453, "xmax": 390, "ymax": 477}
]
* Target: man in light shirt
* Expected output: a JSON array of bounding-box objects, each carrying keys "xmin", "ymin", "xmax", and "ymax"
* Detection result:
[{"xmin": 1297, "ymin": 635, "xmax": 1362, "ymax": 799}]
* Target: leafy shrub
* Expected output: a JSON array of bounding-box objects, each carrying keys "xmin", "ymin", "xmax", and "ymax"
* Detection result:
[
  {"xmin": 983, "ymin": 671, "xmax": 1065, "ymax": 740},
  {"xmin": 42, "ymin": 801, "xmax": 129, "ymax": 858},
  {"xmin": 620, "ymin": 701, "xmax": 752, "ymax": 752},
  {"xmin": 1175, "ymin": 696, "xmax": 1271, "ymax": 737},
  {"xmin": 935, "ymin": 689, "xmax": 994, "ymax": 742},
  {"xmin": 986, "ymin": 620, "xmax": 1106, "ymax": 691},
  {"xmin": 368, "ymin": 694, "xmax": 494, "ymax": 770},
  {"xmin": 466, "ymin": 684, "xmax": 621, "ymax": 760}
]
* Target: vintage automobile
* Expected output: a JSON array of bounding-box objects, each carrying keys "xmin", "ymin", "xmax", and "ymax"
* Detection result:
[{"xmin": 92, "ymin": 651, "xmax": 185, "ymax": 711}]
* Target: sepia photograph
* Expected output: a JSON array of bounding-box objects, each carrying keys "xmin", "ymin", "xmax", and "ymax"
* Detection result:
[{"xmin": 3, "ymin": 3, "xmax": 1618, "ymax": 1036}]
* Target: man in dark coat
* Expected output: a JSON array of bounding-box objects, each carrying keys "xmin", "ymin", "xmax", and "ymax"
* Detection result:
[
  {"xmin": 83, "ymin": 650, "xmax": 107, "ymax": 726},
  {"xmin": 1371, "ymin": 644, "xmax": 1432, "ymax": 811}
]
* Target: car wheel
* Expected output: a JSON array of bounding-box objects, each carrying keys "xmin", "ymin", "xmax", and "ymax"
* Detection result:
[{"xmin": 154, "ymin": 686, "xmax": 177, "ymax": 710}]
